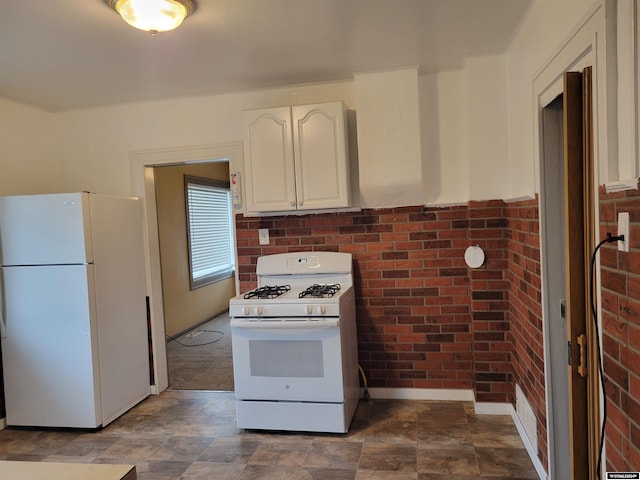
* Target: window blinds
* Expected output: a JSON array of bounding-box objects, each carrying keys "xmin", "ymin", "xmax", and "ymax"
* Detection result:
[{"xmin": 186, "ymin": 180, "xmax": 235, "ymax": 288}]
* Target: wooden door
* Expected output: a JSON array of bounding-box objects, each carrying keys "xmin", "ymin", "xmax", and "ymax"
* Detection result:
[{"xmin": 563, "ymin": 67, "xmax": 597, "ymax": 479}]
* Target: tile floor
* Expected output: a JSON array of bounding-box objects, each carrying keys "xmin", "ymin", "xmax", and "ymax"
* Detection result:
[{"xmin": 0, "ymin": 390, "xmax": 538, "ymax": 479}]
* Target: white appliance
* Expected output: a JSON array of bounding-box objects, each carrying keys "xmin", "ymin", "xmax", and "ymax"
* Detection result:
[
  {"xmin": 229, "ymin": 251, "xmax": 359, "ymax": 433},
  {"xmin": 0, "ymin": 192, "xmax": 150, "ymax": 428}
]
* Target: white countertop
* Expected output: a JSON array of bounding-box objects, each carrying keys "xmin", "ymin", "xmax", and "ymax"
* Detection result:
[{"xmin": 0, "ymin": 461, "xmax": 136, "ymax": 480}]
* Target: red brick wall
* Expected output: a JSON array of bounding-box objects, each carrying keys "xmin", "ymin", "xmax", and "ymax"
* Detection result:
[
  {"xmin": 468, "ymin": 201, "xmax": 512, "ymax": 402},
  {"xmin": 235, "ymin": 200, "xmax": 550, "ymax": 465},
  {"xmin": 598, "ymin": 183, "xmax": 640, "ymax": 471},
  {"xmin": 235, "ymin": 202, "xmax": 516, "ymax": 401},
  {"xmin": 505, "ymin": 197, "xmax": 547, "ymax": 469},
  {"xmin": 229, "ymin": 187, "xmax": 640, "ymax": 474}
]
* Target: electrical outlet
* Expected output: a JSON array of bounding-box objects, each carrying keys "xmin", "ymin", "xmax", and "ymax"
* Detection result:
[
  {"xmin": 618, "ymin": 212, "xmax": 630, "ymax": 252},
  {"xmin": 258, "ymin": 228, "xmax": 269, "ymax": 245}
]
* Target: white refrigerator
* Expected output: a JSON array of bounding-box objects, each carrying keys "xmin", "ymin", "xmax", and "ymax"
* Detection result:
[{"xmin": 0, "ymin": 192, "xmax": 151, "ymax": 428}]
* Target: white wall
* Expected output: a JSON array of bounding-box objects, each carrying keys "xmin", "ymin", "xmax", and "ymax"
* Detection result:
[
  {"xmin": 354, "ymin": 68, "xmax": 423, "ymax": 208},
  {"xmin": 420, "ymin": 69, "xmax": 468, "ymax": 205},
  {"xmin": 53, "ymin": 81, "xmax": 356, "ymax": 200},
  {"xmin": 0, "ymin": 0, "xmax": 611, "ymax": 208},
  {"xmin": 420, "ymin": 55, "xmax": 509, "ymax": 205},
  {"xmin": 3, "ymin": 65, "xmax": 515, "ymax": 210},
  {"xmin": 467, "ymin": 55, "xmax": 510, "ymax": 201},
  {"xmin": 506, "ymin": 0, "xmax": 597, "ymax": 198},
  {"xmin": 0, "ymin": 97, "xmax": 59, "ymax": 196},
  {"xmin": 614, "ymin": 0, "xmax": 640, "ymax": 185},
  {"xmin": 52, "ymin": 65, "xmax": 512, "ymax": 210},
  {"xmin": 420, "ymin": 0, "xmax": 611, "ymax": 206}
]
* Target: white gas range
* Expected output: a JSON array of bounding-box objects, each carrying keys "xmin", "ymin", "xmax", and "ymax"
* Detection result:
[{"xmin": 229, "ymin": 251, "xmax": 360, "ymax": 433}]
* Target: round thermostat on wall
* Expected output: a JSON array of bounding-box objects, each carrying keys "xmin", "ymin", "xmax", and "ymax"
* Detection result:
[{"xmin": 464, "ymin": 245, "xmax": 485, "ymax": 269}]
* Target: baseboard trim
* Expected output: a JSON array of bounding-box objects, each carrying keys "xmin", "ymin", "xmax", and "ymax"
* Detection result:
[
  {"xmin": 365, "ymin": 387, "xmax": 475, "ymax": 401},
  {"xmin": 474, "ymin": 402, "xmax": 513, "ymax": 415},
  {"xmin": 0, "ymin": 417, "xmax": 6, "ymax": 430}
]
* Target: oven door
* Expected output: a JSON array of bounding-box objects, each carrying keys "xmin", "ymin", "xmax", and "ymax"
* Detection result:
[{"xmin": 230, "ymin": 317, "xmax": 345, "ymax": 403}]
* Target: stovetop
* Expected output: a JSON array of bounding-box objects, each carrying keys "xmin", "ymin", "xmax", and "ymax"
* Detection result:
[
  {"xmin": 229, "ymin": 282, "xmax": 353, "ymax": 318},
  {"xmin": 243, "ymin": 285, "xmax": 292, "ymax": 299},
  {"xmin": 233, "ymin": 283, "xmax": 347, "ymax": 303},
  {"xmin": 241, "ymin": 283, "xmax": 342, "ymax": 300},
  {"xmin": 229, "ymin": 251, "xmax": 353, "ymax": 317},
  {"xmin": 299, "ymin": 283, "xmax": 341, "ymax": 298}
]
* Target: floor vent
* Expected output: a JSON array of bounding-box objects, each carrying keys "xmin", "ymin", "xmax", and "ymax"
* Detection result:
[{"xmin": 515, "ymin": 384, "xmax": 538, "ymax": 449}]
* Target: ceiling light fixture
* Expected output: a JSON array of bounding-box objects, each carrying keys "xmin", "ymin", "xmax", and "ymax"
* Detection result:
[{"xmin": 105, "ymin": 0, "xmax": 197, "ymax": 34}]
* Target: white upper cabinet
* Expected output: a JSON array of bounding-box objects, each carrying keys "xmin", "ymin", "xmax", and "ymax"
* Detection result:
[
  {"xmin": 243, "ymin": 102, "xmax": 350, "ymax": 214},
  {"xmin": 242, "ymin": 107, "xmax": 296, "ymax": 213}
]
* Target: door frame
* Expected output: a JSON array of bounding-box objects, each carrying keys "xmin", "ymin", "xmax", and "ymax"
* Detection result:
[
  {"xmin": 538, "ymin": 66, "xmax": 597, "ymax": 480},
  {"xmin": 532, "ymin": 3, "xmax": 613, "ymax": 477},
  {"xmin": 539, "ymin": 93, "xmax": 571, "ymax": 478},
  {"xmin": 130, "ymin": 142, "xmax": 243, "ymax": 392}
]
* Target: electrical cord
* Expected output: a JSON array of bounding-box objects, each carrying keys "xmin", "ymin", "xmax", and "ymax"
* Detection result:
[
  {"xmin": 358, "ymin": 365, "xmax": 370, "ymax": 400},
  {"xmin": 591, "ymin": 232, "xmax": 624, "ymax": 480},
  {"xmin": 166, "ymin": 329, "xmax": 225, "ymax": 347}
]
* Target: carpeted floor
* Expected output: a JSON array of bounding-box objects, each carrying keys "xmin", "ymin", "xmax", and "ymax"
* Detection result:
[{"xmin": 166, "ymin": 312, "xmax": 234, "ymax": 391}]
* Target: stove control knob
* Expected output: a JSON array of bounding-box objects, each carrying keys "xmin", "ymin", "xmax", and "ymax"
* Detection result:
[
  {"xmin": 243, "ymin": 306, "xmax": 250, "ymax": 315},
  {"xmin": 254, "ymin": 306, "xmax": 263, "ymax": 315},
  {"xmin": 306, "ymin": 305, "xmax": 313, "ymax": 315},
  {"xmin": 318, "ymin": 306, "xmax": 326, "ymax": 315}
]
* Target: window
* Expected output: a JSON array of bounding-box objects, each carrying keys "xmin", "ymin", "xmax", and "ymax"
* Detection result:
[{"xmin": 185, "ymin": 175, "xmax": 235, "ymax": 289}]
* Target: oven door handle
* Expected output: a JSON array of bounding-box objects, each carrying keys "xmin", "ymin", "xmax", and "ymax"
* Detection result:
[{"xmin": 230, "ymin": 318, "xmax": 339, "ymax": 329}]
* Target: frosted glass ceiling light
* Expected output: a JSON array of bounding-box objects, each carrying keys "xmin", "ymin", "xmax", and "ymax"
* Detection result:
[{"xmin": 105, "ymin": 0, "xmax": 197, "ymax": 34}]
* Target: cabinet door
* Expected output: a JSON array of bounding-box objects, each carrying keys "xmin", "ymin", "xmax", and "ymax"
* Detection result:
[
  {"xmin": 292, "ymin": 102, "xmax": 350, "ymax": 210},
  {"xmin": 243, "ymin": 107, "xmax": 297, "ymax": 212}
]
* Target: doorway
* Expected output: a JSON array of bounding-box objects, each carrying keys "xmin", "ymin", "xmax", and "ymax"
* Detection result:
[
  {"xmin": 540, "ymin": 68, "xmax": 598, "ymax": 479},
  {"xmin": 153, "ymin": 162, "xmax": 236, "ymax": 391},
  {"xmin": 540, "ymin": 93, "xmax": 571, "ymax": 479},
  {"xmin": 130, "ymin": 142, "xmax": 244, "ymax": 393}
]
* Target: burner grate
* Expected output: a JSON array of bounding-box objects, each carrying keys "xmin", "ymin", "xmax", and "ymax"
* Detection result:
[
  {"xmin": 244, "ymin": 285, "xmax": 291, "ymax": 299},
  {"xmin": 299, "ymin": 283, "xmax": 341, "ymax": 298}
]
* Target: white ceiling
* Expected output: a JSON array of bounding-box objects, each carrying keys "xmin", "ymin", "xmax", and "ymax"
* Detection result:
[{"xmin": 0, "ymin": 0, "xmax": 532, "ymax": 112}]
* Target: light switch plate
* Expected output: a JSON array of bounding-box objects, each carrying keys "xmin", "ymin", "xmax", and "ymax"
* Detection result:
[
  {"xmin": 618, "ymin": 212, "xmax": 630, "ymax": 252},
  {"xmin": 258, "ymin": 228, "xmax": 269, "ymax": 245}
]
